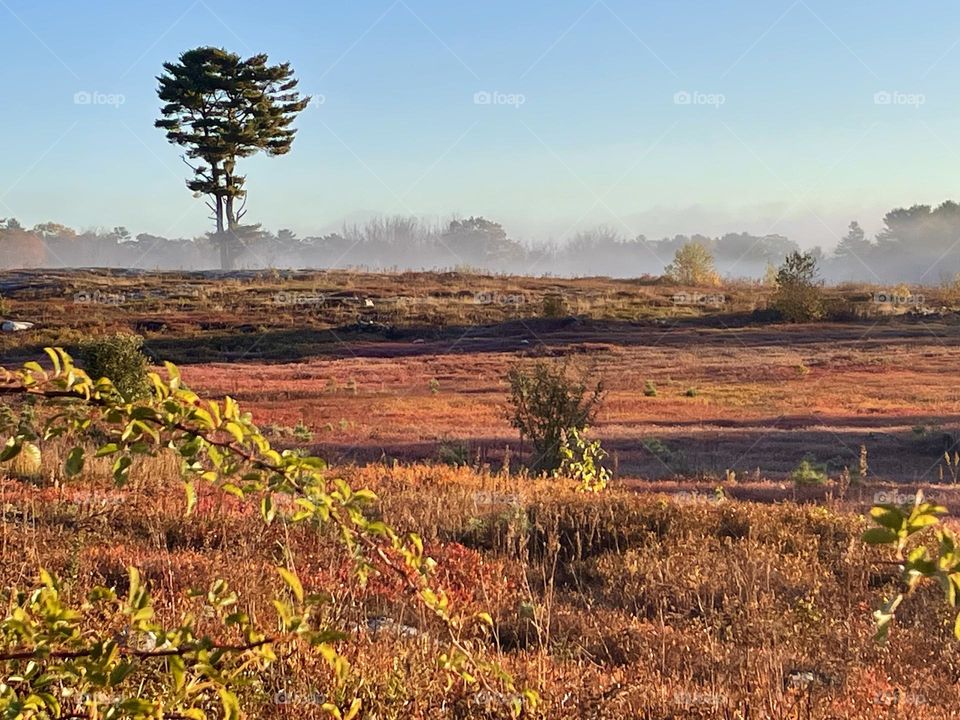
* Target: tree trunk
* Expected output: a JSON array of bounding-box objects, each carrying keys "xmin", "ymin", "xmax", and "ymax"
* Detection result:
[
  {"xmin": 210, "ymin": 163, "xmax": 232, "ymax": 271},
  {"xmin": 224, "ymin": 193, "xmax": 237, "ymax": 271}
]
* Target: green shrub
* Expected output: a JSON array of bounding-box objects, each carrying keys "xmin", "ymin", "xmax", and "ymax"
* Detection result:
[
  {"xmin": 643, "ymin": 380, "xmax": 658, "ymax": 397},
  {"xmin": 791, "ymin": 456, "xmax": 828, "ymax": 485},
  {"xmin": 77, "ymin": 333, "xmax": 151, "ymax": 400},
  {"xmin": 292, "ymin": 419, "xmax": 313, "ymax": 442},
  {"xmin": 771, "ymin": 251, "xmax": 824, "ymax": 322},
  {"xmin": 506, "ymin": 360, "xmax": 603, "ymax": 473},
  {"xmin": 437, "ymin": 439, "xmax": 470, "ymax": 467}
]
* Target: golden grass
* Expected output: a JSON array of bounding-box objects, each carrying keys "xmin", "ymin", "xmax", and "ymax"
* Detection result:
[{"xmin": 3, "ymin": 458, "xmax": 959, "ymax": 718}]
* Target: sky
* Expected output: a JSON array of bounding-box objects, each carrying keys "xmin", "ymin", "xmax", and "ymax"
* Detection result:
[{"xmin": 1, "ymin": 0, "xmax": 959, "ymax": 248}]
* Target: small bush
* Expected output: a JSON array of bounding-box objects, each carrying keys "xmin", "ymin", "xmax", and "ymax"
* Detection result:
[
  {"xmin": 664, "ymin": 242, "xmax": 721, "ymax": 286},
  {"xmin": 684, "ymin": 387, "xmax": 698, "ymax": 397},
  {"xmin": 77, "ymin": 333, "xmax": 151, "ymax": 400},
  {"xmin": 437, "ymin": 439, "xmax": 470, "ymax": 467},
  {"xmin": 643, "ymin": 380, "xmax": 657, "ymax": 397},
  {"xmin": 292, "ymin": 419, "xmax": 313, "ymax": 442},
  {"xmin": 791, "ymin": 456, "xmax": 828, "ymax": 485},
  {"xmin": 771, "ymin": 251, "xmax": 824, "ymax": 322},
  {"xmin": 506, "ymin": 360, "xmax": 603, "ymax": 473},
  {"xmin": 542, "ymin": 293, "xmax": 568, "ymax": 318}
]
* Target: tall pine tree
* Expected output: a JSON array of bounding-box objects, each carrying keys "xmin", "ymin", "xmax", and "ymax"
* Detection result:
[{"xmin": 156, "ymin": 47, "xmax": 309, "ymax": 269}]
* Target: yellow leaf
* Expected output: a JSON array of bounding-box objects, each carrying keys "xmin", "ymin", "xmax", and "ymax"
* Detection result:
[{"xmin": 277, "ymin": 567, "xmax": 304, "ymax": 603}]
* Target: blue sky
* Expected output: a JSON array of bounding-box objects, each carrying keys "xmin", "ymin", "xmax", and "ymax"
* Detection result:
[{"xmin": 1, "ymin": 0, "xmax": 958, "ymax": 247}]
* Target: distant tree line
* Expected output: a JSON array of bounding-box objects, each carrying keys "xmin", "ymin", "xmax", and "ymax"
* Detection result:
[{"xmin": 4, "ymin": 202, "xmax": 960, "ymax": 282}]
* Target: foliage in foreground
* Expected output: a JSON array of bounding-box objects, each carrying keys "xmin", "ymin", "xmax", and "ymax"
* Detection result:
[
  {"xmin": 862, "ymin": 490, "xmax": 960, "ymax": 642},
  {"xmin": 0, "ymin": 349, "xmax": 535, "ymax": 719}
]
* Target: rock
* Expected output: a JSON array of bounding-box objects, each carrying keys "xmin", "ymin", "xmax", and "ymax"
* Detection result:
[
  {"xmin": 1, "ymin": 320, "xmax": 34, "ymax": 332},
  {"xmin": 349, "ymin": 615, "xmax": 420, "ymax": 637}
]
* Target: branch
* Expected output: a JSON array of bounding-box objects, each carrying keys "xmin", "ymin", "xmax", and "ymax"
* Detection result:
[{"xmin": 0, "ymin": 637, "xmax": 277, "ymax": 663}]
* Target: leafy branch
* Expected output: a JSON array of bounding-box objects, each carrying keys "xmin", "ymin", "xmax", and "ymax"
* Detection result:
[
  {"xmin": 862, "ymin": 490, "xmax": 960, "ymax": 641},
  {"xmin": 0, "ymin": 348, "xmax": 537, "ymax": 719}
]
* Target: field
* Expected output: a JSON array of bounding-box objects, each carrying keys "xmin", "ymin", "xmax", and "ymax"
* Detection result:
[{"xmin": 3, "ymin": 269, "xmax": 960, "ymax": 718}]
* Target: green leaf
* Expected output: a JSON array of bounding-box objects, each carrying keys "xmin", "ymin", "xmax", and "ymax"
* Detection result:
[
  {"xmin": 95, "ymin": 443, "xmax": 120, "ymax": 457},
  {"xmin": 862, "ymin": 527, "xmax": 898, "ymax": 546},
  {"xmin": 869, "ymin": 506, "xmax": 905, "ymax": 532},
  {"xmin": 113, "ymin": 455, "xmax": 133, "ymax": 485},
  {"xmin": 0, "ymin": 437, "xmax": 23, "ymax": 462},
  {"xmin": 260, "ymin": 495, "xmax": 275, "ymax": 524},
  {"xmin": 64, "ymin": 447, "xmax": 85, "ymax": 478}
]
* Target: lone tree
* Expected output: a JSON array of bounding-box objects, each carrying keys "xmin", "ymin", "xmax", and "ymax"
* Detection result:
[{"xmin": 156, "ymin": 46, "xmax": 309, "ymax": 270}]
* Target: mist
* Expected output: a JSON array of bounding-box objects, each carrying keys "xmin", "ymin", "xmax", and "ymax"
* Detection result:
[{"xmin": 3, "ymin": 199, "xmax": 959, "ymax": 284}]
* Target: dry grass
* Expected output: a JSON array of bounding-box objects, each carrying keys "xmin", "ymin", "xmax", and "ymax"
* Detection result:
[
  {"xmin": 3, "ymin": 457, "xmax": 960, "ymax": 719},
  {"xmin": 3, "ymin": 269, "xmax": 960, "ymax": 717}
]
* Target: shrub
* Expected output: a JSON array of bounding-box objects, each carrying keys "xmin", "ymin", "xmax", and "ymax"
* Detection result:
[
  {"xmin": 643, "ymin": 380, "xmax": 657, "ymax": 397},
  {"xmin": 664, "ymin": 242, "xmax": 720, "ymax": 286},
  {"xmin": 542, "ymin": 293, "xmax": 568, "ymax": 318},
  {"xmin": 791, "ymin": 456, "xmax": 828, "ymax": 485},
  {"xmin": 437, "ymin": 439, "xmax": 471, "ymax": 467},
  {"xmin": 76, "ymin": 332, "xmax": 151, "ymax": 400},
  {"xmin": 771, "ymin": 251, "xmax": 824, "ymax": 322},
  {"xmin": 506, "ymin": 360, "xmax": 604, "ymax": 473}
]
